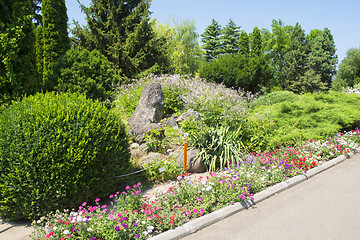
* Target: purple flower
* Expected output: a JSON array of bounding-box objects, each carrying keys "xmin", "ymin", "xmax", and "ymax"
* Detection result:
[
  {"xmin": 114, "ymin": 225, "xmax": 121, "ymax": 232},
  {"xmin": 90, "ymin": 237, "xmax": 96, "ymax": 240},
  {"xmin": 135, "ymin": 234, "xmax": 140, "ymax": 238},
  {"xmin": 125, "ymin": 186, "xmax": 131, "ymax": 190}
]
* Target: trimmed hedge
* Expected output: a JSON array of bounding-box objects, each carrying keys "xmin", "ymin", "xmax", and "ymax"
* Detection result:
[{"xmin": 0, "ymin": 92, "xmax": 130, "ymax": 220}]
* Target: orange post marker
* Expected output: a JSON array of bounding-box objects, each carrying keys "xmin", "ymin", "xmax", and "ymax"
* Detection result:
[{"xmin": 184, "ymin": 142, "xmax": 187, "ymax": 171}]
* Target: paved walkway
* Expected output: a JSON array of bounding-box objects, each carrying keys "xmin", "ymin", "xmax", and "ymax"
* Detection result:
[
  {"xmin": 181, "ymin": 154, "xmax": 360, "ymax": 240},
  {"xmin": 2, "ymin": 154, "xmax": 360, "ymax": 240}
]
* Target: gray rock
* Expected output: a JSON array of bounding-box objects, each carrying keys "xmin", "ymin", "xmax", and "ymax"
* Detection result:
[
  {"xmin": 128, "ymin": 82, "xmax": 164, "ymax": 143},
  {"xmin": 162, "ymin": 116, "xmax": 178, "ymax": 127},
  {"xmin": 177, "ymin": 148, "xmax": 205, "ymax": 173}
]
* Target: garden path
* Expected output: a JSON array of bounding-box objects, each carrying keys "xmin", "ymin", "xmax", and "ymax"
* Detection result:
[{"xmin": 181, "ymin": 153, "xmax": 360, "ymax": 240}]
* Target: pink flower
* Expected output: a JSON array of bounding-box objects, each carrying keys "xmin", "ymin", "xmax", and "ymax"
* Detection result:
[
  {"xmin": 125, "ymin": 186, "xmax": 131, "ymax": 190},
  {"xmin": 95, "ymin": 198, "xmax": 100, "ymax": 203}
]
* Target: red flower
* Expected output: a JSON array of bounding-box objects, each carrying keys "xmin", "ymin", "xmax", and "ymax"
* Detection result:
[{"xmin": 45, "ymin": 232, "xmax": 54, "ymax": 238}]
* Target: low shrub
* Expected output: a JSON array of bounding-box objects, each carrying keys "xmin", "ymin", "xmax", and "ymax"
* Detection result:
[
  {"xmin": 0, "ymin": 92, "xmax": 130, "ymax": 220},
  {"xmin": 252, "ymin": 91, "xmax": 360, "ymax": 149}
]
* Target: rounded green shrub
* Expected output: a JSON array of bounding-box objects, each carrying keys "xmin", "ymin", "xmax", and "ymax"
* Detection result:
[{"xmin": 0, "ymin": 92, "xmax": 130, "ymax": 220}]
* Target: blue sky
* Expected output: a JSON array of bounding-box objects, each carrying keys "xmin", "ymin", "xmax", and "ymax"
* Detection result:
[{"xmin": 66, "ymin": 0, "xmax": 360, "ymax": 64}]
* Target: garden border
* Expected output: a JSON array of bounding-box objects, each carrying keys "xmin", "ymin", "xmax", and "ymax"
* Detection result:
[{"xmin": 149, "ymin": 149, "xmax": 359, "ymax": 240}]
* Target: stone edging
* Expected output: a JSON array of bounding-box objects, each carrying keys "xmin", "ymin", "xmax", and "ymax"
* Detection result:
[{"xmin": 149, "ymin": 150, "xmax": 358, "ymax": 240}]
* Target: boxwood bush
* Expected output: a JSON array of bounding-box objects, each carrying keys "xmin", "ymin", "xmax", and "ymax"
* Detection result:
[{"xmin": 0, "ymin": 92, "xmax": 130, "ymax": 220}]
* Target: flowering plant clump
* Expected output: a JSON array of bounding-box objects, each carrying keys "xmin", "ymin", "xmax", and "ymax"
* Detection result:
[{"xmin": 32, "ymin": 130, "xmax": 360, "ymax": 239}]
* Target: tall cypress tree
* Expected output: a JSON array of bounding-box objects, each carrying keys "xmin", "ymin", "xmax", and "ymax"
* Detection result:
[
  {"xmin": 201, "ymin": 19, "xmax": 222, "ymax": 61},
  {"xmin": 0, "ymin": 0, "xmax": 39, "ymax": 105},
  {"xmin": 238, "ymin": 31, "xmax": 250, "ymax": 56},
  {"xmin": 250, "ymin": 27, "xmax": 262, "ymax": 57},
  {"xmin": 73, "ymin": 0, "xmax": 164, "ymax": 79},
  {"xmin": 42, "ymin": 0, "xmax": 70, "ymax": 90},
  {"xmin": 220, "ymin": 19, "xmax": 240, "ymax": 54}
]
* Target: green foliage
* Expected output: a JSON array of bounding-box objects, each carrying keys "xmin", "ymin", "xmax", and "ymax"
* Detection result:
[
  {"xmin": 153, "ymin": 18, "xmax": 203, "ymax": 76},
  {"xmin": 55, "ymin": 47, "xmax": 125, "ymax": 102},
  {"xmin": 332, "ymin": 47, "xmax": 360, "ymax": 90},
  {"xmin": 220, "ymin": 19, "xmax": 240, "ymax": 54},
  {"xmin": 189, "ymin": 126, "xmax": 243, "ymax": 171},
  {"xmin": 112, "ymin": 79, "xmax": 146, "ymax": 122},
  {"xmin": 73, "ymin": 0, "xmax": 167, "ymax": 79},
  {"xmin": 144, "ymin": 128, "xmax": 168, "ymax": 153},
  {"xmin": 252, "ymin": 91, "xmax": 360, "ymax": 149},
  {"xmin": 143, "ymin": 158, "xmax": 182, "ymax": 183},
  {"xmin": 250, "ymin": 27, "xmax": 262, "ymax": 57},
  {"xmin": 163, "ymin": 84, "xmax": 184, "ymax": 115},
  {"xmin": 42, "ymin": 0, "xmax": 70, "ymax": 90},
  {"xmin": 201, "ymin": 19, "xmax": 222, "ymax": 61},
  {"xmin": 0, "ymin": 92, "xmax": 130, "ymax": 220},
  {"xmin": 238, "ymin": 31, "xmax": 250, "ymax": 56},
  {"xmin": 0, "ymin": 0, "xmax": 39, "ymax": 106},
  {"xmin": 199, "ymin": 53, "xmax": 271, "ymax": 92}
]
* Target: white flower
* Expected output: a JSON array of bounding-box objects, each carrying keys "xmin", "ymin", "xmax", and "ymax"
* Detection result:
[
  {"xmin": 143, "ymin": 231, "xmax": 148, "ymax": 236},
  {"xmin": 63, "ymin": 230, "xmax": 70, "ymax": 235},
  {"xmin": 141, "ymin": 221, "xmax": 146, "ymax": 224},
  {"xmin": 87, "ymin": 228, "xmax": 92, "ymax": 232},
  {"xmin": 53, "ymin": 226, "xmax": 58, "ymax": 231},
  {"xmin": 147, "ymin": 225, "xmax": 154, "ymax": 230}
]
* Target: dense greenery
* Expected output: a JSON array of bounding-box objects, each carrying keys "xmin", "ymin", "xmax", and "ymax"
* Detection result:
[
  {"xmin": 41, "ymin": 0, "xmax": 70, "ymax": 90},
  {"xmin": 252, "ymin": 91, "xmax": 360, "ymax": 149},
  {"xmin": 332, "ymin": 47, "xmax": 360, "ymax": 90},
  {"xmin": 0, "ymin": 0, "xmax": 39, "ymax": 106},
  {"xmin": 73, "ymin": 0, "xmax": 167, "ymax": 79},
  {"xmin": 0, "ymin": 92, "xmax": 130, "ymax": 220},
  {"xmin": 55, "ymin": 47, "xmax": 124, "ymax": 102}
]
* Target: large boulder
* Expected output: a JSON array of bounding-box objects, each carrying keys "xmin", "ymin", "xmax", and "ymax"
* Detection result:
[
  {"xmin": 177, "ymin": 148, "xmax": 205, "ymax": 173},
  {"xmin": 128, "ymin": 82, "xmax": 164, "ymax": 143}
]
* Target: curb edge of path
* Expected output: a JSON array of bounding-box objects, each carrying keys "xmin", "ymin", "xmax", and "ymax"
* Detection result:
[{"xmin": 149, "ymin": 149, "xmax": 359, "ymax": 240}]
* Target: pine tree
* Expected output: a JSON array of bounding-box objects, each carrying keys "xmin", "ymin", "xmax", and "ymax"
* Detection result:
[
  {"xmin": 73, "ymin": 0, "xmax": 164, "ymax": 79},
  {"xmin": 220, "ymin": 19, "xmax": 240, "ymax": 54},
  {"xmin": 282, "ymin": 23, "xmax": 309, "ymax": 93},
  {"xmin": 201, "ymin": 19, "xmax": 222, "ymax": 61},
  {"xmin": 238, "ymin": 31, "xmax": 250, "ymax": 56},
  {"xmin": 0, "ymin": 0, "xmax": 39, "ymax": 105},
  {"xmin": 42, "ymin": 0, "xmax": 70, "ymax": 90}
]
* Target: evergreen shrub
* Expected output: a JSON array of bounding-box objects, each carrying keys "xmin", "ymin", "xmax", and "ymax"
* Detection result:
[{"xmin": 0, "ymin": 92, "xmax": 130, "ymax": 220}]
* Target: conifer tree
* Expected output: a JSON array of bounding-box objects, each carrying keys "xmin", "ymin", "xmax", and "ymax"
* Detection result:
[
  {"xmin": 250, "ymin": 27, "xmax": 262, "ymax": 56},
  {"xmin": 73, "ymin": 0, "xmax": 165, "ymax": 79},
  {"xmin": 42, "ymin": 0, "xmax": 70, "ymax": 90},
  {"xmin": 282, "ymin": 23, "xmax": 309, "ymax": 93},
  {"xmin": 35, "ymin": 25, "xmax": 44, "ymax": 81},
  {"xmin": 238, "ymin": 31, "xmax": 250, "ymax": 56},
  {"xmin": 201, "ymin": 19, "xmax": 222, "ymax": 61},
  {"xmin": 221, "ymin": 19, "xmax": 240, "ymax": 54},
  {"xmin": 306, "ymin": 28, "xmax": 337, "ymax": 90},
  {"xmin": 0, "ymin": 0, "xmax": 39, "ymax": 105}
]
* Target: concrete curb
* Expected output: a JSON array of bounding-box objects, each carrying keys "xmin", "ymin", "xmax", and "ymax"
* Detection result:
[{"xmin": 149, "ymin": 150, "xmax": 359, "ymax": 240}]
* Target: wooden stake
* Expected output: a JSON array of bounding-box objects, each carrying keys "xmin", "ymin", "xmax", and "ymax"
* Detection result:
[{"xmin": 184, "ymin": 142, "xmax": 187, "ymax": 171}]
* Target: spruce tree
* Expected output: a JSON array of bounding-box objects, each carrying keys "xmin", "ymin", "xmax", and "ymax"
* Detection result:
[
  {"xmin": 238, "ymin": 31, "xmax": 250, "ymax": 56},
  {"xmin": 42, "ymin": 0, "xmax": 70, "ymax": 90},
  {"xmin": 73, "ymin": 0, "xmax": 164, "ymax": 79},
  {"xmin": 201, "ymin": 19, "xmax": 222, "ymax": 61},
  {"xmin": 0, "ymin": 0, "xmax": 39, "ymax": 105},
  {"xmin": 220, "ymin": 19, "xmax": 240, "ymax": 54}
]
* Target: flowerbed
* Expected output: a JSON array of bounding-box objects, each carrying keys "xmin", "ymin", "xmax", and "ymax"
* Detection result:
[{"xmin": 31, "ymin": 129, "xmax": 360, "ymax": 240}]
